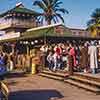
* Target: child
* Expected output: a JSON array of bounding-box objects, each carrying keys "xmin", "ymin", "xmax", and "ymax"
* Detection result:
[{"xmin": 47, "ymin": 52, "xmax": 53, "ymax": 70}]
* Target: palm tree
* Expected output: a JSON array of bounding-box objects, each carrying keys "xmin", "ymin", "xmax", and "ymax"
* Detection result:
[
  {"xmin": 87, "ymin": 8, "xmax": 100, "ymax": 37},
  {"xmin": 33, "ymin": 0, "xmax": 68, "ymax": 25}
]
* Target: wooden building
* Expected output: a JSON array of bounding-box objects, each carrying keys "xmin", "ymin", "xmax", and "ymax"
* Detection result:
[
  {"xmin": 0, "ymin": 3, "xmax": 99, "ymax": 54},
  {"xmin": 0, "ymin": 2, "xmax": 40, "ymax": 34}
]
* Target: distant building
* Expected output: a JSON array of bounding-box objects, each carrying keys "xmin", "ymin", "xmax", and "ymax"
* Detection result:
[
  {"xmin": 0, "ymin": 2, "xmax": 91, "ymax": 38},
  {"xmin": 0, "ymin": 2, "xmax": 40, "ymax": 34},
  {"xmin": 69, "ymin": 28, "xmax": 90, "ymax": 37},
  {"xmin": 0, "ymin": 2, "xmax": 94, "ymax": 44}
]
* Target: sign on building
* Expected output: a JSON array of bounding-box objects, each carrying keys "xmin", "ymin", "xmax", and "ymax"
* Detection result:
[{"xmin": 0, "ymin": 32, "xmax": 20, "ymax": 41}]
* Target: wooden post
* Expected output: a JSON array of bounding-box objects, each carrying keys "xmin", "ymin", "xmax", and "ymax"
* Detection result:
[
  {"xmin": 0, "ymin": 45, "xmax": 3, "ymax": 52},
  {"xmin": 12, "ymin": 46, "xmax": 14, "ymax": 53},
  {"xmin": 27, "ymin": 46, "xmax": 29, "ymax": 55},
  {"xmin": 11, "ymin": 43, "xmax": 16, "ymax": 53}
]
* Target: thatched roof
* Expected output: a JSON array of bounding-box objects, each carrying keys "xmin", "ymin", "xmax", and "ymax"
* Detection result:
[{"xmin": 0, "ymin": 3, "xmax": 40, "ymax": 17}]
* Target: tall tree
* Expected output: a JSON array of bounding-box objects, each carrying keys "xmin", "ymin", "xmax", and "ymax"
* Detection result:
[
  {"xmin": 87, "ymin": 8, "xmax": 100, "ymax": 37},
  {"xmin": 33, "ymin": 0, "xmax": 68, "ymax": 25}
]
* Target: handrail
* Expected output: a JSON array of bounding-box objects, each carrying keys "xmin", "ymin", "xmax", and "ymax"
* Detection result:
[{"xmin": 0, "ymin": 81, "xmax": 9, "ymax": 100}]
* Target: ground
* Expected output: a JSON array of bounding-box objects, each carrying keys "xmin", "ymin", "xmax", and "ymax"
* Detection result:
[{"xmin": 6, "ymin": 73, "xmax": 100, "ymax": 100}]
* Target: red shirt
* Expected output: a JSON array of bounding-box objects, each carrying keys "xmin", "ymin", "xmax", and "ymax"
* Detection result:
[{"xmin": 55, "ymin": 47, "xmax": 62, "ymax": 55}]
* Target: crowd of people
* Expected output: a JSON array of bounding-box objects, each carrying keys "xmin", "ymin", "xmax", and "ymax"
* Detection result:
[
  {"xmin": 0, "ymin": 51, "xmax": 32, "ymax": 73},
  {"xmin": 40, "ymin": 40, "xmax": 100, "ymax": 74},
  {"xmin": 0, "ymin": 40, "xmax": 100, "ymax": 75}
]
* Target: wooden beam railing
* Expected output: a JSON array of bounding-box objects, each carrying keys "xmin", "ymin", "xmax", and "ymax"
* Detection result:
[{"xmin": 0, "ymin": 81, "xmax": 9, "ymax": 100}]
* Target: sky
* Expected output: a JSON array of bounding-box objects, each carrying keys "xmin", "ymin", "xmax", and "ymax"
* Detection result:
[{"xmin": 0, "ymin": 0, "xmax": 100, "ymax": 29}]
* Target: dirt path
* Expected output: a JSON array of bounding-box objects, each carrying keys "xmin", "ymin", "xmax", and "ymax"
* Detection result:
[{"xmin": 6, "ymin": 74, "xmax": 100, "ymax": 100}]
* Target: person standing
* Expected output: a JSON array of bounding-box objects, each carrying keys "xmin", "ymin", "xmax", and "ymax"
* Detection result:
[
  {"xmin": 47, "ymin": 52, "xmax": 53, "ymax": 70},
  {"xmin": 69, "ymin": 43, "xmax": 77, "ymax": 68},
  {"xmin": 52, "ymin": 52, "xmax": 58, "ymax": 71},
  {"xmin": 88, "ymin": 41, "xmax": 98, "ymax": 74},
  {"xmin": 53, "ymin": 44, "xmax": 62, "ymax": 71},
  {"xmin": 80, "ymin": 42, "xmax": 88, "ymax": 72},
  {"xmin": 7, "ymin": 55, "xmax": 14, "ymax": 71},
  {"xmin": 68, "ymin": 42, "xmax": 76, "ymax": 75}
]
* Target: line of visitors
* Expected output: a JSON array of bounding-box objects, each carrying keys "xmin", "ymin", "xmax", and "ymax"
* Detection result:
[
  {"xmin": 0, "ymin": 51, "xmax": 31, "ymax": 73},
  {"xmin": 40, "ymin": 41, "xmax": 99, "ymax": 74},
  {"xmin": 0, "ymin": 52, "xmax": 14, "ymax": 72}
]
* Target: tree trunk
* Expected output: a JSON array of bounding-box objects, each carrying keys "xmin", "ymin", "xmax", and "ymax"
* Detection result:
[{"xmin": 47, "ymin": 19, "xmax": 51, "ymax": 25}]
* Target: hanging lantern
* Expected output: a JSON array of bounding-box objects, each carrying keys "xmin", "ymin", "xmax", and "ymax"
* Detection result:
[
  {"xmin": 7, "ymin": 13, "xmax": 11, "ymax": 17},
  {"xmin": 31, "ymin": 41, "xmax": 34, "ymax": 45},
  {"xmin": 22, "ymin": 14, "xmax": 25, "ymax": 17},
  {"xmin": 23, "ymin": 41, "xmax": 26, "ymax": 44},
  {"xmin": 9, "ymin": 14, "xmax": 12, "ymax": 16},
  {"xmin": 25, "ymin": 41, "xmax": 28, "ymax": 44},
  {"xmin": 20, "ymin": 41, "xmax": 23, "ymax": 44},
  {"xmin": 34, "ymin": 40, "xmax": 38, "ymax": 43},
  {"xmin": 6, "ymin": 14, "xmax": 10, "ymax": 17},
  {"xmin": 13, "ymin": 13, "xmax": 16, "ymax": 16},
  {"xmin": 40, "ymin": 40, "xmax": 43, "ymax": 42},
  {"xmin": 32, "ymin": 16, "xmax": 34, "ymax": 18}
]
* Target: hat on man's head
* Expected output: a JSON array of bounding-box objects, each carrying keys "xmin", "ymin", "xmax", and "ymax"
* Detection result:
[{"xmin": 91, "ymin": 41, "xmax": 95, "ymax": 45}]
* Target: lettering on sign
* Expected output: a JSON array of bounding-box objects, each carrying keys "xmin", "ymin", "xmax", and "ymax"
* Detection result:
[{"xmin": 0, "ymin": 32, "xmax": 20, "ymax": 40}]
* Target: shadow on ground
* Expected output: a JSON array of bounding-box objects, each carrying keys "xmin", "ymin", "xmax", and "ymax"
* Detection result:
[
  {"xmin": 6, "ymin": 72, "xmax": 27, "ymax": 79},
  {"xmin": 9, "ymin": 89, "xmax": 64, "ymax": 100}
]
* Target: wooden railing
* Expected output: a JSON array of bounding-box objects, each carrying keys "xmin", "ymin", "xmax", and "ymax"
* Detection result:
[
  {"xmin": 0, "ymin": 19, "xmax": 36, "ymax": 29},
  {"xmin": 0, "ymin": 81, "xmax": 9, "ymax": 100}
]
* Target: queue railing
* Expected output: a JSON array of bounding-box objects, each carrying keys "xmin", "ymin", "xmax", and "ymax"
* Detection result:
[{"xmin": 0, "ymin": 81, "xmax": 9, "ymax": 100}]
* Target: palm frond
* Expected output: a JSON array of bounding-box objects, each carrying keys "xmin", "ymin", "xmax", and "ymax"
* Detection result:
[
  {"xmin": 55, "ymin": 8, "xmax": 69, "ymax": 14},
  {"xmin": 33, "ymin": 1, "xmax": 47, "ymax": 11},
  {"xmin": 40, "ymin": 16, "xmax": 44, "ymax": 24},
  {"xmin": 87, "ymin": 25, "xmax": 94, "ymax": 31},
  {"xmin": 47, "ymin": 0, "xmax": 51, "ymax": 6},
  {"xmin": 49, "ymin": 0, "xmax": 53, "ymax": 5},
  {"xmin": 53, "ymin": 1, "xmax": 63, "ymax": 8},
  {"xmin": 42, "ymin": 0, "xmax": 49, "ymax": 6},
  {"xmin": 91, "ymin": 8, "xmax": 100, "ymax": 19},
  {"xmin": 53, "ymin": 15, "xmax": 59, "ymax": 23},
  {"xmin": 56, "ymin": 13, "xmax": 64, "ymax": 23},
  {"xmin": 52, "ymin": 17, "xmax": 57, "ymax": 23},
  {"xmin": 33, "ymin": 0, "xmax": 68, "ymax": 25},
  {"xmin": 53, "ymin": 0, "xmax": 60, "ymax": 4},
  {"xmin": 87, "ymin": 19, "xmax": 96, "ymax": 26},
  {"xmin": 87, "ymin": 8, "xmax": 100, "ymax": 37}
]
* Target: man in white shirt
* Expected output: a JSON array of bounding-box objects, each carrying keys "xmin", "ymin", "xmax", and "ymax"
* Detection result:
[{"xmin": 88, "ymin": 41, "xmax": 98, "ymax": 74}]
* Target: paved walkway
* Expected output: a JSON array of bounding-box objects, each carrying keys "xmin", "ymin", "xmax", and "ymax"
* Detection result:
[
  {"xmin": 76, "ymin": 71, "xmax": 100, "ymax": 78},
  {"xmin": 6, "ymin": 73, "xmax": 100, "ymax": 100}
]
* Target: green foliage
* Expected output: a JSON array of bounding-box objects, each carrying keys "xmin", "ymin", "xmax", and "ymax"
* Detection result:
[
  {"xmin": 33, "ymin": 0, "xmax": 68, "ymax": 24},
  {"xmin": 87, "ymin": 8, "xmax": 100, "ymax": 36}
]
